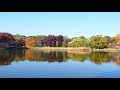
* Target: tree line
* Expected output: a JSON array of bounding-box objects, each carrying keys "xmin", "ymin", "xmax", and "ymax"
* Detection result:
[{"xmin": 0, "ymin": 32, "xmax": 120, "ymax": 49}]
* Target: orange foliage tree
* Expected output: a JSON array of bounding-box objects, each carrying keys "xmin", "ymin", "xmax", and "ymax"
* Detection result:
[
  {"xmin": 114, "ymin": 34, "xmax": 120, "ymax": 46},
  {"xmin": 25, "ymin": 38, "xmax": 37, "ymax": 47}
]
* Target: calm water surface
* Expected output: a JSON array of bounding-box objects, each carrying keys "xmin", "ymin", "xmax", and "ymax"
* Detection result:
[{"xmin": 0, "ymin": 49, "xmax": 120, "ymax": 78}]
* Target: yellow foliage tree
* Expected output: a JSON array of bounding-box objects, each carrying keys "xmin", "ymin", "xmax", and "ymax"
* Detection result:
[
  {"xmin": 25, "ymin": 38, "xmax": 37, "ymax": 47},
  {"xmin": 114, "ymin": 34, "xmax": 120, "ymax": 47}
]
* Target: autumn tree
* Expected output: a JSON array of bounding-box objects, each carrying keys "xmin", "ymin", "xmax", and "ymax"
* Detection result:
[
  {"xmin": 51, "ymin": 35, "xmax": 56, "ymax": 47},
  {"xmin": 0, "ymin": 32, "xmax": 17, "ymax": 47},
  {"xmin": 90, "ymin": 35, "xmax": 112, "ymax": 49},
  {"xmin": 46, "ymin": 35, "xmax": 63, "ymax": 47},
  {"xmin": 17, "ymin": 38, "xmax": 26, "ymax": 47},
  {"xmin": 56, "ymin": 40, "xmax": 59, "ymax": 47},
  {"xmin": 36, "ymin": 37, "xmax": 42, "ymax": 47},
  {"xmin": 62, "ymin": 36, "xmax": 70, "ymax": 47},
  {"xmin": 39, "ymin": 35, "xmax": 47, "ymax": 46},
  {"xmin": 56, "ymin": 35, "xmax": 63, "ymax": 47},
  {"xmin": 62, "ymin": 41, "xmax": 68, "ymax": 47},
  {"xmin": 79, "ymin": 36, "xmax": 86, "ymax": 39},
  {"xmin": 68, "ymin": 36, "xmax": 90, "ymax": 47},
  {"xmin": 114, "ymin": 34, "xmax": 120, "ymax": 48},
  {"xmin": 46, "ymin": 35, "xmax": 53, "ymax": 47},
  {"xmin": 13, "ymin": 34, "xmax": 26, "ymax": 41},
  {"xmin": 104, "ymin": 36, "xmax": 112, "ymax": 43},
  {"xmin": 26, "ymin": 37, "xmax": 37, "ymax": 47}
]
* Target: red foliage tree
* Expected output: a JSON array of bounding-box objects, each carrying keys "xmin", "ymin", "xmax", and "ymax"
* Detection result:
[
  {"xmin": 0, "ymin": 32, "xmax": 17, "ymax": 47},
  {"xmin": 46, "ymin": 35, "xmax": 64, "ymax": 47},
  {"xmin": 36, "ymin": 37, "xmax": 42, "ymax": 47},
  {"xmin": 56, "ymin": 35, "xmax": 63, "ymax": 47},
  {"xmin": 17, "ymin": 38, "xmax": 26, "ymax": 47},
  {"xmin": 46, "ymin": 35, "xmax": 56, "ymax": 47},
  {"xmin": 56, "ymin": 40, "xmax": 59, "ymax": 47}
]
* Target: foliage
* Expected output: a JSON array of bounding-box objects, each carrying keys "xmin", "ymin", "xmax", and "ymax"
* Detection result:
[
  {"xmin": 46, "ymin": 35, "xmax": 54, "ymax": 47},
  {"xmin": 114, "ymin": 34, "xmax": 120, "ymax": 46},
  {"xmin": 26, "ymin": 37, "xmax": 37, "ymax": 47},
  {"xmin": 68, "ymin": 36, "xmax": 90, "ymax": 47},
  {"xmin": 17, "ymin": 38, "xmax": 26, "ymax": 47},
  {"xmin": 36, "ymin": 37, "xmax": 42, "ymax": 47},
  {"xmin": 89, "ymin": 52, "xmax": 111, "ymax": 64},
  {"xmin": 13, "ymin": 34, "xmax": 26, "ymax": 41},
  {"xmin": 0, "ymin": 32, "xmax": 17, "ymax": 47},
  {"xmin": 79, "ymin": 36, "xmax": 86, "ymax": 39},
  {"xmin": 56, "ymin": 35, "xmax": 63, "ymax": 47},
  {"xmin": 1, "ymin": 32, "xmax": 120, "ymax": 48},
  {"xmin": 62, "ymin": 41, "xmax": 68, "ymax": 47},
  {"xmin": 90, "ymin": 35, "xmax": 112, "ymax": 49},
  {"xmin": 46, "ymin": 35, "xmax": 63, "ymax": 47}
]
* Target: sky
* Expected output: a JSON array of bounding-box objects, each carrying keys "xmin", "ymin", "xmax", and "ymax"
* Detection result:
[{"xmin": 0, "ymin": 12, "xmax": 120, "ymax": 38}]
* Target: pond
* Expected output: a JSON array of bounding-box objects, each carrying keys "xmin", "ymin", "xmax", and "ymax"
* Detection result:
[{"xmin": 0, "ymin": 49, "xmax": 120, "ymax": 78}]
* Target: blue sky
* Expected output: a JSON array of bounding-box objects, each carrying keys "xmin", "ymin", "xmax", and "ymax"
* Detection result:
[{"xmin": 0, "ymin": 12, "xmax": 120, "ymax": 38}]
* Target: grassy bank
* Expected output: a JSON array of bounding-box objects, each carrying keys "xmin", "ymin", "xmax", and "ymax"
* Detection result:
[
  {"xmin": 1, "ymin": 46, "xmax": 119, "ymax": 52},
  {"xmin": 92, "ymin": 48, "xmax": 119, "ymax": 52},
  {"xmin": 30, "ymin": 47, "xmax": 68, "ymax": 51},
  {"xmin": 29, "ymin": 47, "xmax": 120, "ymax": 52},
  {"xmin": 30, "ymin": 47, "xmax": 92, "ymax": 52}
]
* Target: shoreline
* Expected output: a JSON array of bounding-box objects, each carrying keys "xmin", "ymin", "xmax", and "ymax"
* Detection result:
[
  {"xmin": 92, "ymin": 48, "xmax": 119, "ymax": 52},
  {"xmin": 1, "ymin": 47, "xmax": 119, "ymax": 52},
  {"xmin": 0, "ymin": 47, "xmax": 29, "ymax": 50},
  {"xmin": 29, "ymin": 47, "xmax": 120, "ymax": 52}
]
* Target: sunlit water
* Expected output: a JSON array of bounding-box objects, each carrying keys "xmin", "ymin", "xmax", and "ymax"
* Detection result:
[{"xmin": 0, "ymin": 49, "xmax": 120, "ymax": 78}]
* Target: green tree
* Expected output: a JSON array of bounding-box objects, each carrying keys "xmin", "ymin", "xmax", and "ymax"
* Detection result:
[
  {"xmin": 68, "ymin": 36, "xmax": 90, "ymax": 47},
  {"xmin": 90, "ymin": 35, "xmax": 111, "ymax": 49},
  {"xmin": 37, "ymin": 35, "xmax": 47, "ymax": 46},
  {"xmin": 13, "ymin": 34, "xmax": 26, "ymax": 41}
]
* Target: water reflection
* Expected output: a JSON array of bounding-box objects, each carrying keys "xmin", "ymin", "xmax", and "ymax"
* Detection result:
[
  {"xmin": 0, "ymin": 50, "xmax": 26, "ymax": 66},
  {"xmin": 90, "ymin": 52, "xmax": 112, "ymax": 64},
  {"xmin": 0, "ymin": 49, "xmax": 120, "ymax": 66},
  {"xmin": 0, "ymin": 50, "xmax": 15, "ymax": 66},
  {"xmin": 25, "ymin": 50, "xmax": 69, "ymax": 63},
  {"xmin": 68, "ymin": 52, "xmax": 89, "ymax": 62}
]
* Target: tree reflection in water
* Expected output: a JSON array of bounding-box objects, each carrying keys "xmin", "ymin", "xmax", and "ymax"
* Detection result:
[
  {"xmin": 0, "ymin": 50, "xmax": 15, "ymax": 66},
  {"xmin": 25, "ymin": 50, "xmax": 68, "ymax": 63},
  {"xmin": 0, "ymin": 49, "xmax": 26, "ymax": 66},
  {"xmin": 0, "ymin": 49, "xmax": 120, "ymax": 66},
  {"xmin": 68, "ymin": 52, "xmax": 89, "ymax": 62}
]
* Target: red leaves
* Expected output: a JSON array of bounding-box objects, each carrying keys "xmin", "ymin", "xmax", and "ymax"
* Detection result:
[
  {"xmin": 56, "ymin": 40, "xmax": 59, "ymax": 47},
  {"xmin": 17, "ymin": 38, "xmax": 26, "ymax": 47},
  {"xmin": 0, "ymin": 33, "xmax": 65, "ymax": 48},
  {"xmin": 46, "ymin": 35, "xmax": 63, "ymax": 47},
  {"xmin": 36, "ymin": 37, "xmax": 42, "ymax": 47},
  {"xmin": 0, "ymin": 32, "xmax": 16, "ymax": 47}
]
